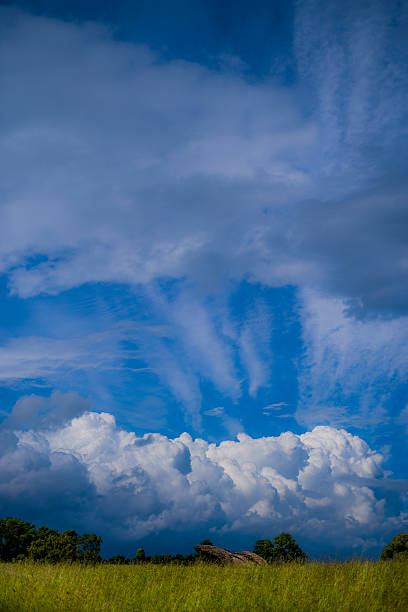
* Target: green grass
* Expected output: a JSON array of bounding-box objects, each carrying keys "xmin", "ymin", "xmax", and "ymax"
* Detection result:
[{"xmin": 0, "ymin": 561, "xmax": 407, "ymax": 611}]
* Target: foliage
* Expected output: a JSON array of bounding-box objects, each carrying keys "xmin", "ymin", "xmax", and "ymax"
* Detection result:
[
  {"xmin": 28, "ymin": 528, "xmax": 78, "ymax": 563},
  {"xmin": 194, "ymin": 538, "xmax": 214, "ymax": 561},
  {"xmin": 254, "ymin": 533, "xmax": 307, "ymax": 563},
  {"xmin": 135, "ymin": 547, "xmax": 146, "ymax": 563},
  {"xmin": 380, "ymin": 533, "xmax": 408, "ymax": 561},
  {"xmin": 145, "ymin": 553, "xmax": 194, "ymax": 565},
  {"xmin": 271, "ymin": 532, "xmax": 307, "ymax": 562},
  {"xmin": 27, "ymin": 528, "xmax": 102, "ymax": 563},
  {"xmin": 0, "ymin": 517, "xmax": 102, "ymax": 563},
  {"xmin": 80, "ymin": 533, "xmax": 103, "ymax": 563},
  {"xmin": 109, "ymin": 555, "xmax": 128, "ymax": 565},
  {"xmin": 0, "ymin": 517, "xmax": 36, "ymax": 561},
  {"xmin": 253, "ymin": 539, "xmax": 275, "ymax": 562},
  {"xmin": 0, "ymin": 560, "xmax": 407, "ymax": 611}
]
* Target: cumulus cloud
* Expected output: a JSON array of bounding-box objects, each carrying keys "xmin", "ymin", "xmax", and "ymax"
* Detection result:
[
  {"xmin": 1, "ymin": 401, "xmax": 406, "ymax": 555},
  {"xmin": 2, "ymin": 390, "xmax": 90, "ymax": 430},
  {"xmin": 0, "ymin": 426, "xmax": 97, "ymax": 526}
]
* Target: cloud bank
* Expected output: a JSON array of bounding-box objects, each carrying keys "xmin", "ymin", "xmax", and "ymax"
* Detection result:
[{"xmin": 1, "ymin": 401, "xmax": 406, "ymax": 556}]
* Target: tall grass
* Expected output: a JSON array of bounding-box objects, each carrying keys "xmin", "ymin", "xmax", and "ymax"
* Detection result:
[{"xmin": 0, "ymin": 560, "xmax": 407, "ymax": 611}]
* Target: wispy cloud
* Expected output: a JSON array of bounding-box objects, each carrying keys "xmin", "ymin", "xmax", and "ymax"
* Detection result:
[
  {"xmin": 296, "ymin": 289, "xmax": 408, "ymax": 431},
  {"xmin": 0, "ymin": 329, "xmax": 125, "ymax": 382},
  {"xmin": 204, "ymin": 407, "xmax": 225, "ymax": 416},
  {"xmin": 1, "ymin": 5, "xmax": 406, "ymax": 317},
  {"xmin": 238, "ymin": 299, "xmax": 274, "ymax": 397},
  {"xmin": 263, "ymin": 403, "xmax": 288, "ymax": 410},
  {"xmin": 0, "ymin": 2, "xmax": 407, "ymax": 439}
]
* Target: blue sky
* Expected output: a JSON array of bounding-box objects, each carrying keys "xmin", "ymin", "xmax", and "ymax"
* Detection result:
[{"xmin": 0, "ymin": 0, "xmax": 407, "ymax": 558}]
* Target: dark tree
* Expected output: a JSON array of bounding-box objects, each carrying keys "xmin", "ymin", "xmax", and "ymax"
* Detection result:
[
  {"xmin": 0, "ymin": 516, "xmax": 103, "ymax": 563},
  {"xmin": 109, "ymin": 555, "xmax": 128, "ymax": 564},
  {"xmin": 380, "ymin": 533, "xmax": 408, "ymax": 560},
  {"xmin": 253, "ymin": 539, "xmax": 275, "ymax": 562},
  {"xmin": 79, "ymin": 533, "xmax": 102, "ymax": 563},
  {"xmin": 150, "ymin": 554, "xmax": 173, "ymax": 564},
  {"xmin": 271, "ymin": 533, "xmax": 307, "ymax": 562},
  {"xmin": 194, "ymin": 538, "xmax": 214, "ymax": 561},
  {"xmin": 28, "ymin": 528, "xmax": 81, "ymax": 563},
  {"xmin": 135, "ymin": 547, "xmax": 146, "ymax": 563},
  {"xmin": 0, "ymin": 517, "xmax": 36, "ymax": 561},
  {"xmin": 28, "ymin": 527, "xmax": 102, "ymax": 563},
  {"xmin": 27, "ymin": 526, "xmax": 62, "ymax": 562},
  {"xmin": 54, "ymin": 529, "xmax": 80, "ymax": 562}
]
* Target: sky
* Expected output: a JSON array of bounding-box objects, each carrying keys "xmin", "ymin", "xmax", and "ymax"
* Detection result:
[{"xmin": 0, "ymin": 0, "xmax": 407, "ymax": 558}]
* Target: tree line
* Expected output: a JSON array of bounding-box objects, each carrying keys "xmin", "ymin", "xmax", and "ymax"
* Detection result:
[
  {"xmin": 110, "ymin": 535, "xmax": 308, "ymax": 565},
  {"xmin": 0, "ymin": 517, "xmax": 102, "ymax": 563},
  {"xmin": 1, "ymin": 517, "xmax": 407, "ymax": 563}
]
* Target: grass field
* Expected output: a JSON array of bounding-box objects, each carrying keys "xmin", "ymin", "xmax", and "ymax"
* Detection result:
[{"xmin": 0, "ymin": 560, "xmax": 407, "ymax": 611}]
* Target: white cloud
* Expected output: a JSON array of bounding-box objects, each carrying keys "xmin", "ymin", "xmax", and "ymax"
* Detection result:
[
  {"xmin": 397, "ymin": 406, "xmax": 408, "ymax": 434},
  {"xmin": 0, "ymin": 7, "xmax": 316, "ymax": 300},
  {"xmin": 238, "ymin": 299, "xmax": 274, "ymax": 397},
  {"xmin": 1, "ymin": 405, "xmax": 405, "ymax": 554},
  {"xmin": 295, "ymin": 0, "xmax": 408, "ymax": 173},
  {"xmin": 264, "ymin": 403, "xmax": 288, "ymax": 410},
  {"xmin": 0, "ymin": 3, "xmax": 406, "ymax": 503},
  {"xmin": 3, "ymin": 390, "xmax": 90, "ymax": 429},
  {"xmin": 204, "ymin": 407, "xmax": 225, "ymax": 416},
  {"xmin": 0, "ymin": 329, "xmax": 125, "ymax": 382},
  {"xmin": 0, "ymin": 5, "xmax": 406, "ymax": 317},
  {"xmin": 296, "ymin": 289, "xmax": 408, "ymax": 430}
]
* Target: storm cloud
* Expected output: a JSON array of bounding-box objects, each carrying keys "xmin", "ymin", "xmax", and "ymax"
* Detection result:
[{"xmin": 0, "ymin": 396, "xmax": 406, "ymax": 556}]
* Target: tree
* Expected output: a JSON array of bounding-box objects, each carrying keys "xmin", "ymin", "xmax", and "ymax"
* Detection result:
[
  {"xmin": 253, "ymin": 539, "xmax": 275, "ymax": 562},
  {"xmin": 380, "ymin": 533, "xmax": 408, "ymax": 560},
  {"xmin": 194, "ymin": 539, "xmax": 214, "ymax": 561},
  {"xmin": 0, "ymin": 517, "xmax": 36, "ymax": 561},
  {"xmin": 28, "ymin": 528, "xmax": 102, "ymax": 563},
  {"xmin": 109, "ymin": 555, "xmax": 128, "ymax": 564},
  {"xmin": 28, "ymin": 528, "xmax": 81, "ymax": 563},
  {"xmin": 27, "ymin": 526, "xmax": 62, "ymax": 562},
  {"xmin": 135, "ymin": 547, "xmax": 146, "ymax": 563},
  {"xmin": 271, "ymin": 533, "xmax": 307, "ymax": 562},
  {"xmin": 59, "ymin": 530, "xmax": 82, "ymax": 562},
  {"xmin": 150, "ymin": 554, "xmax": 172, "ymax": 564},
  {"xmin": 198, "ymin": 539, "xmax": 213, "ymax": 546},
  {"xmin": 79, "ymin": 533, "xmax": 102, "ymax": 563},
  {"xmin": 0, "ymin": 516, "xmax": 103, "ymax": 563}
]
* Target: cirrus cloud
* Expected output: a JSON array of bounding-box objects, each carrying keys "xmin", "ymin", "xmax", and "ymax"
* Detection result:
[{"xmin": 0, "ymin": 5, "xmax": 407, "ymax": 317}]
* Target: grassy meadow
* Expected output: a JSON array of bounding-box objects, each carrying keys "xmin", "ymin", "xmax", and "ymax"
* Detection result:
[{"xmin": 0, "ymin": 560, "xmax": 407, "ymax": 611}]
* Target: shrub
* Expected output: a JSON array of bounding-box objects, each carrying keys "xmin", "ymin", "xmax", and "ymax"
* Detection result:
[{"xmin": 380, "ymin": 533, "xmax": 408, "ymax": 560}]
